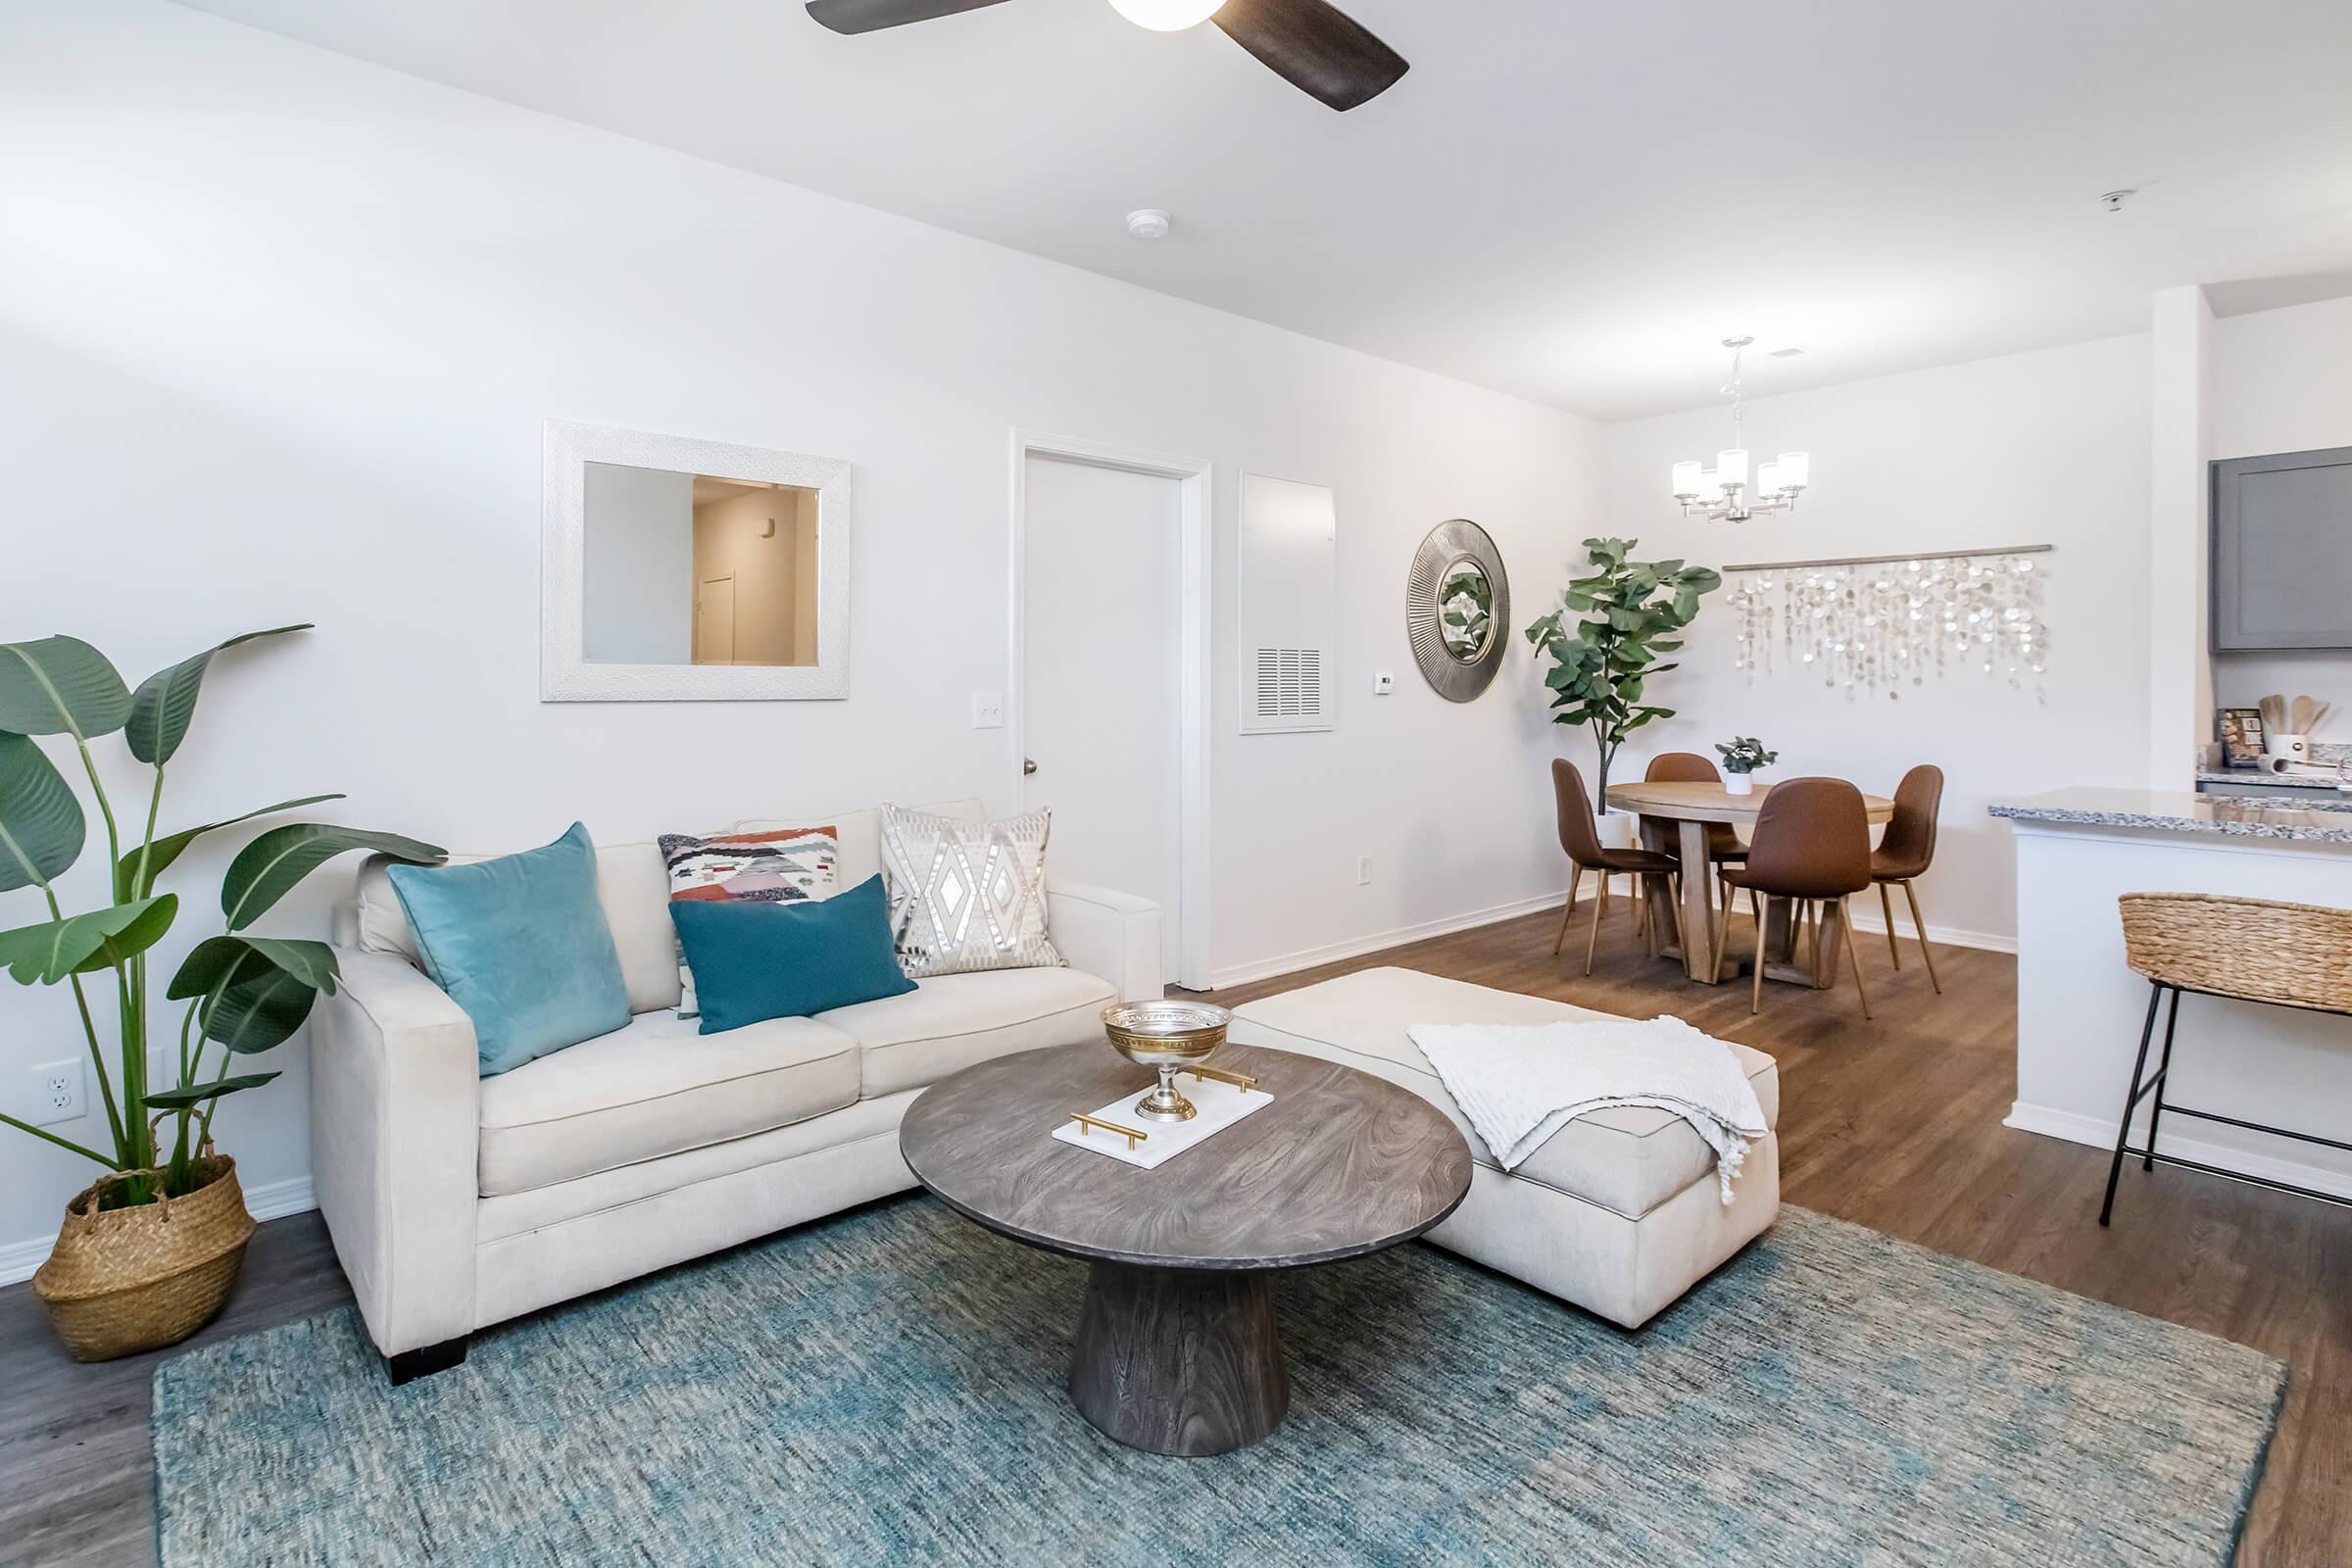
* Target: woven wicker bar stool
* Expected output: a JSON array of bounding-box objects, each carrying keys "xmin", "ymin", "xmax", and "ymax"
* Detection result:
[{"xmin": 2100, "ymin": 892, "xmax": 2352, "ymax": 1224}]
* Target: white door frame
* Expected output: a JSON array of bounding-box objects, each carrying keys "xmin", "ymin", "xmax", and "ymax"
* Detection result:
[{"xmin": 1009, "ymin": 428, "xmax": 1213, "ymax": 991}]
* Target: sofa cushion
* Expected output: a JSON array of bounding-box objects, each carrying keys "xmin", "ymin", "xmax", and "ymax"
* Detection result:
[
  {"xmin": 671, "ymin": 875, "xmax": 915, "ymax": 1034},
  {"xmin": 816, "ymin": 967, "xmax": 1114, "ymax": 1099},
  {"xmin": 476, "ymin": 1009, "xmax": 859, "ymax": 1196},
  {"xmin": 1229, "ymin": 967, "xmax": 1779, "ymax": 1222},
  {"xmin": 735, "ymin": 799, "xmax": 983, "ymax": 899},
  {"xmin": 385, "ymin": 823, "xmax": 633, "ymax": 1077},
  {"xmin": 358, "ymin": 840, "xmax": 681, "ymax": 1016}
]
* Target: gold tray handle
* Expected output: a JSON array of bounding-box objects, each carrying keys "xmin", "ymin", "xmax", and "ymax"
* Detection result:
[
  {"xmin": 1184, "ymin": 1064, "xmax": 1259, "ymax": 1092},
  {"xmin": 1070, "ymin": 1112, "xmax": 1150, "ymax": 1151}
]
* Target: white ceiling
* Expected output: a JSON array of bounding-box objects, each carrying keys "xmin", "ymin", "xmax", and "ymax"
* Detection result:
[{"xmin": 179, "ymin": 0, "xmax": 2352, "ymax": 420}]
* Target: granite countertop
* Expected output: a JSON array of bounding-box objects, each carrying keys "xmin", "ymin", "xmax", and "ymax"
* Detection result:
[
  {"xmin": 2194, "ymin": 768, "xmax": 2341, "ymax": 791},
  {"xmin": 1990, "ymin": 787, "xmax": 2352, "ymax": 844}
]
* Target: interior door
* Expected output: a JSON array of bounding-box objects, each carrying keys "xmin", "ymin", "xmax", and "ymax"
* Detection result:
[
  {"xmin": 1022, "ymin": 454, "xmax": 1182, "ymax": 976},
  {"xmin": 696, "ymin": 575, "xmax": 735, "ymax": 664}
]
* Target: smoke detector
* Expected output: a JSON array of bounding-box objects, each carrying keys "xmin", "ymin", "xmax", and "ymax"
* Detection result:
[{"xmin": 1127, "ymin": 208, "xmax": 1172, "ymax": 240}]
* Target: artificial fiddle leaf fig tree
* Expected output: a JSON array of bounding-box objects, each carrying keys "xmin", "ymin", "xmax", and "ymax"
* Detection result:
[
  {"xmin": 0, "ymin": 629, "xmax": 444, "ymax": 1207},
  {"xmin": 1524, "ymin": 537, "xmax": 1723, "ymax": 808}
]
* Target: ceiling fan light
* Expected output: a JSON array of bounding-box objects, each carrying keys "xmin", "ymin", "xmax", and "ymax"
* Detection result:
[{"xmin": 1107, "ymin": 0, "xmax": 1226, "ymax": 30}]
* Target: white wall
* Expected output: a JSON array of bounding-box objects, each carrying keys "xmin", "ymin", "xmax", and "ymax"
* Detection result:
[
  {"xmin": 582, "ymin": 463, "xmax": 693, "ymax": 663},
  {"xmin": 1601, "ymin": 335, "xmax": 2156, "ymax": 948},
  {"xmin": 2147, "ymin": 286, "xmax": 2213, "ymax": 784},
  {"xmin": 0, "ymin": 0, "xmax": 1600, "ymax": 1262},
  {"xmin": 2206, "ymin": 294, "xmax": 2352, "ymax": 733}
]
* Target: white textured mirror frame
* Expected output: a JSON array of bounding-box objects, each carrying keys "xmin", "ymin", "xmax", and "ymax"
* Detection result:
[{"xmin": 541, "ymin": 420, "xmax": 853, "ymax": 702}]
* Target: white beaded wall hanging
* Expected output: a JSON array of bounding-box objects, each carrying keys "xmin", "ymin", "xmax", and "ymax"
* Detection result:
[{"xmin": 1725, "ymin": 545, "xmax": 2051, "ymax": 703}]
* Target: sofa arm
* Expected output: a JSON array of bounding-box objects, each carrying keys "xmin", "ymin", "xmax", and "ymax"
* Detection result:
[
  {"xmin": 1049, "ymin": 883, "xmax": 1163, "ymax": 1002},
  {"xmin": 310, "ymin": 948, "xmax": 481, "ymax": 1359}
]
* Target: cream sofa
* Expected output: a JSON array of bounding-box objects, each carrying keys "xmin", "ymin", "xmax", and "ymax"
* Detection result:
[
  {"xmin": 1230, "ymin": 966, "xmax": 1780, "ymax": 1329},
  {"xmin": 313, "ymin": 800, "xmax": 1159, "ymax": 1381}
]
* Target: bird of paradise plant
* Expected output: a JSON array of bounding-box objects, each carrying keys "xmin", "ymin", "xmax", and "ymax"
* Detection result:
[{"xmin": 0, "ymin": 628, "xmax": 443, "ymax": 1206}]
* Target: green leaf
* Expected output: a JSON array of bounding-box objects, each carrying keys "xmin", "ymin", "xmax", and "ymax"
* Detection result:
[
  {"xmin": 142, "ymin": 1072, "xmax": 279, "ymax": 1112},
  {"xmin": 169, "ymin": 934, "xmax": 338, "ymax": 1001},
  {"xmin": 125, "ymin": 624, "xmax": 312, "ymax": 765},
  {"xmin": 116, "ymin": 794, "xmax": 346, "ymax": 902},
  {"xmin": 220, "ymin": 823, "xmax": 445, "ymax": 931},
  {"xmin": 0, "ymin": 732, "xmax": 84, "ymax": 892},
  {"xmin": 201, "ymin": 964, "xmax": 319, "ymax": 1054},
  {"xmin": 0, "ymin": 637, "xmax": 130, "ymax": 739},
  {"xmin": 0, "ymin": 896, "xmax": 175, "ymax": 985}
]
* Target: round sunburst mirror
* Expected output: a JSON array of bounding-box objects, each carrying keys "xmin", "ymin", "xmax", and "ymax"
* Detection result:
[{"xmin": 1407, "ymin": 519, "xmax": 1510, "ymax": 702}]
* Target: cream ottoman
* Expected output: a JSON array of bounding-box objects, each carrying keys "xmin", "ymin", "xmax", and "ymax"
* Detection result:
[{"xmin": 1228, "ymin": 966, "xmax": 1780, "ymax": 1329}]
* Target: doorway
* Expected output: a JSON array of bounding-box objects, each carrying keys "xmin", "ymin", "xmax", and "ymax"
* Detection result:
[
  {"xmin": 1013, "ymin": 434, "xmax": 1211, "ymax": 989},
  {"xmin": 695, "ymin": 575, "xmax": 736, "ymax": 664}
]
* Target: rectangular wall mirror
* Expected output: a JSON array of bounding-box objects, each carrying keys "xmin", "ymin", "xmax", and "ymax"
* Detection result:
[{"xmin": 543, "ymin": 422, "xmax": 851, "ymax": 701}]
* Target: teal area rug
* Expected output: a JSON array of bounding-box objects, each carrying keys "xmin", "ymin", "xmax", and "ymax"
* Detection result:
[{"xmin": 154, "ymin": 1198, "xmax": 2282, "ymax": 1566}]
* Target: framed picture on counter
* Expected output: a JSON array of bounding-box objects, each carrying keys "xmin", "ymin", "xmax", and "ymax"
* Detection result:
[{"xmin": 2218, "ymin": 707, "xmax": 2266, "ymax": 767}]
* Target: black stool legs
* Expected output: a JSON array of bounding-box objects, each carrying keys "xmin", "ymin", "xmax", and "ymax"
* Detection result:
[
  {"xmin": 2142, "ymin": 988, "xmax": 2181, "ymax": 1173},
  {"xmin": 2098, "ymin": 978, "xmax": 2352, "ymax": 1223},
  {"xmin": 2100, "ymin": 983, "xmax": 2167, "ymax": 1227}
]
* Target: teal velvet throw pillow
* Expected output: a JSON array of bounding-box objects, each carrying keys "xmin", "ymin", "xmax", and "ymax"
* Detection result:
[
  {"xmin": 669, "ymin": 874, "xmax": 915, "ymax": 1035},
  {"xmin": 386, "ymin": 822, "xmax": 632, "ymax": 1076}
]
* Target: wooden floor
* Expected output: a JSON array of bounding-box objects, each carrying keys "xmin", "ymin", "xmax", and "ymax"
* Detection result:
[{"xmin": 4, "ymin": 895, "xmax": 2346, "ymax": 1566}]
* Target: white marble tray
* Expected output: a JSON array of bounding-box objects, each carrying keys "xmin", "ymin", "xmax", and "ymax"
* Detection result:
[{"xmin": 1052, "ymin": 1074, "xmax": 1274, "ymax": 1171}]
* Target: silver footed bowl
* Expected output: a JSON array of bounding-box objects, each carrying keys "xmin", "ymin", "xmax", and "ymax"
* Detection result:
[{"xmin": 1102, "ymin": 1001, "xmax": 1233, "ymax": 1124}]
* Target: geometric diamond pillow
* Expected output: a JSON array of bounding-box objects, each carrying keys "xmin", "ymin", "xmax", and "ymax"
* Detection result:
[
  {"xmin": 876, "ymin": 805, "xmax": 1063, "ymax": 979},
  {"xmin": 660, "ymin": 826, "xmax": 839, "ymax": 1017}
]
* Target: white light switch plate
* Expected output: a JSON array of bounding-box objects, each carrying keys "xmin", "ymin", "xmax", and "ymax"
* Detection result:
[
  {"xmin": 1372, "ymin": 673, "xmax": 1395, "ymax": 695},
  {"xmin": 971, "ymin": 692, "xmax": 1004, "ymax": 729}
]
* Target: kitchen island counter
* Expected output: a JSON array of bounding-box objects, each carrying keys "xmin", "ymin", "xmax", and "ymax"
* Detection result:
[{"xmin": 1992, "ymin": 791, "xmax": 2352, "ymax": 1200}]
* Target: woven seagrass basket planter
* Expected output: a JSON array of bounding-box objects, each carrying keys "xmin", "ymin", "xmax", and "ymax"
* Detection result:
[{"xmin": 30, "ymin": 1154, "xmax": 255, "ymax": 1362}]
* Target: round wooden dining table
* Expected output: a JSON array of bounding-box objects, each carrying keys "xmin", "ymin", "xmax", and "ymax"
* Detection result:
[{"xmin": 1601, "ymin": 778, "xmax": 1894, "ymax": 988}]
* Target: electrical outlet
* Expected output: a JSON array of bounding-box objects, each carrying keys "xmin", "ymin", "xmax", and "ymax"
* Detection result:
[
  {"xmin": 28, "ymin": 1058, "xmax": 85, "ymax": 1127},
  {"xmin": 1356, "ymin": 856, "xmax": 1373, "ymax": 886}
]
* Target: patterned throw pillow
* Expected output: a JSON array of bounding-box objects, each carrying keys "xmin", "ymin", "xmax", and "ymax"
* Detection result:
[
  {"xmin": 660, "ymin": 826, "xmax": 839, "ymax": 1017},
  {"xmin": 877, "ymin": 805, "xmax": 1063, "ymax": 979}
]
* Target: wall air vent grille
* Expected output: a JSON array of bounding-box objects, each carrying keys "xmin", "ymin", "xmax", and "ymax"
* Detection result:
[
  {"xmin": 1253, "ymin": 647, "xmax": 1324, "ymax": 721},
  {"xmin": 1238, "ymin": 473, "xmax": 1336, "ymax": 735}
]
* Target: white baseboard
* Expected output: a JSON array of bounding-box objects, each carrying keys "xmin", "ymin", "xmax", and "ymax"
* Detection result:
[
  {"xmin": 1205, "ymin": 884, "xmax": 2016, "ymax": 994},
  {"xmin": 2005, "ymin": 1101, "xmax": 2352, "ymax": 1201},
  {"xmin": 1206, "ymin": 891, "xmax": 1572, "ymax": 991},
  {"xmin": 1838, "ymin": 903, "xmax": 2016, "ymax": 956},
  {"xmin": 1584, "ymin": 870, "xmax": 2016, "ymax": 956},
  {"xmin": 0, "ymin": 1174, "xmax": 317, "ymax": 1288}
]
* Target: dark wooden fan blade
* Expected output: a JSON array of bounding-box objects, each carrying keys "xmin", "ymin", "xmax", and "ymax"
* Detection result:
[
  {"xmin": 805, "ymin": 0, "xmax": 1012, "ymax": 34},
  {"xmin": 1211, "ymin": 0, "xmax": 1407, "ymax": 112}
]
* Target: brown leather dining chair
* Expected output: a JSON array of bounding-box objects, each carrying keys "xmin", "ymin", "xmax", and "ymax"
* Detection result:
[
  {"xmin": 1710, "ymin": 777, "xmax": 1874, "ymax": 1018},
  {"xmin": 1551, "ymin": 759, "xmax": 1686, "ymax": 977},
  {"xmin": 1642, "ymin": 751, "xmax": 1749, "ymax": 894},
  {"xmin": 1871, "ymin": 764, "xmax": 1943, "ymax": 994}
]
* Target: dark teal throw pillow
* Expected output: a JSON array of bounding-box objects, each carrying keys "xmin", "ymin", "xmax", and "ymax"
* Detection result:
[{"xmin": 668, "ymin": 874, "xmax": 916, "ymax": 1034}]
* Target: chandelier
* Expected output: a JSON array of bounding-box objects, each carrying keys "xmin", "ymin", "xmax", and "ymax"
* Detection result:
[{"xmin": 1671, "ymin": 336, "xmax": 1809, "ymax": 522}]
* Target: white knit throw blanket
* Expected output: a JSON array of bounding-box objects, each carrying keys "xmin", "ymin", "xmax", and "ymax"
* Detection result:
[{"xmin": 1408, "ymin": 1016, "xmax": 1767, "ymax": 1204}]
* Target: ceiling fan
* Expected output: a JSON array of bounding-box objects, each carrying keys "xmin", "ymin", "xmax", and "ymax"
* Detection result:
[{"xmin": 804, "ymin": 0, "xmax": 1409, "ymax": 112}]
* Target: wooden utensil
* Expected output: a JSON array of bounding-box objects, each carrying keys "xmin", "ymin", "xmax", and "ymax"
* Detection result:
[{"xmin": 2260, "ymin": 694, "xmax": 2287, "ymax": 732}]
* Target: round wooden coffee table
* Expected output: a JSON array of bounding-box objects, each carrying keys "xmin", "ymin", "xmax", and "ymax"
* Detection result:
[{"xmin": 899, "ymin": 1040, "xmax": 1472, "ymax": 1457}]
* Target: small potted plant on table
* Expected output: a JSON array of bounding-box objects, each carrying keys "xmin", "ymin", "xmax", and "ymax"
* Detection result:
[{"xmin": 1715, "ymin": 736, "xmax": 1778, "ymax": 795}]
